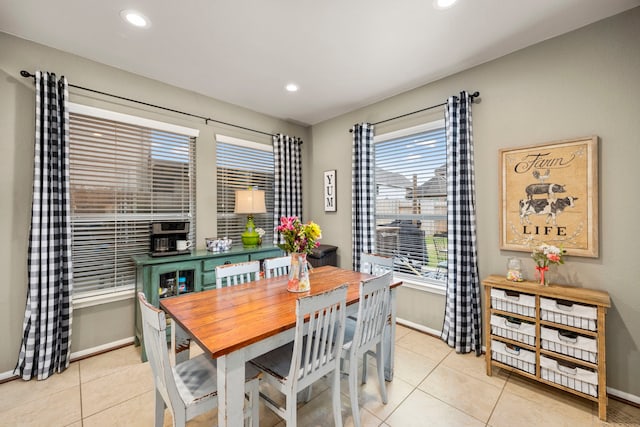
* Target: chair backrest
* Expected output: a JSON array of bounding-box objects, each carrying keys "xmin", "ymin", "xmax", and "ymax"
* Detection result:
[
  {"xmin": 264, "ymin": 255, "xmax": 291, "ymax": 279},
  {"xmin": 433, "ymin": 235, "xmax": 448, "ymax": 263},
  {"xmin": 215, "ymin": 260, "xmax": 261, "ymax": 288},
  {"xmin": 289, "ymin": 284, "xmax": 348, "ymax": 391},
  {"xmin": 350, "ymin": 272, "xmax": 392, "ymax": 356},
  {"xmin": 137, "ymin": 292, "xmax": 179, "ymax": 414},
  {"xmin": 360, "ymin": 253, "xmax": 394, "ymax": 276}
]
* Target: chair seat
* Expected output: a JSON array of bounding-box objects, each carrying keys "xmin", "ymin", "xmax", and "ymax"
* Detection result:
[
  {"xmin": 251, "ymin": 340, "xmax": 328, "ymax": 385},
  {"xmin": 251, "ymin": 342, "xmax": 294, "ymax": 384},
  {"xmin": 174, "ymin": 354, "xmax": 261, "ymax": 406},
  {"xmin": 342, "ymin": 317, "xmax": 357, "ymax": 352}
]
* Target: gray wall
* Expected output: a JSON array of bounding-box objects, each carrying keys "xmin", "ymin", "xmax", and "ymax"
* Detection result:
[
  {"xmin": 0, "ymin": 32, "xmax": 310, "ymax": 373},
  {"xmin": 1, "ymin": 7, "xmax": 638, "ymax": 398},
  {"xmin": 308, "ymin": 8, "xmax": 640, "ymax": 396}
]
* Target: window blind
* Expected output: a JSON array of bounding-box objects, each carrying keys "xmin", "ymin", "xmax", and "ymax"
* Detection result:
[
  {"xmin": 375, "ymin": 124, "xmax": 447, "ymax": 284},
  {"xmin": 69, "ymin": 111, "xmax": 196, "ymax": 296},
  {"xmin": 216, "ymin": 138, "xmax": 274, "ymax": 244}
]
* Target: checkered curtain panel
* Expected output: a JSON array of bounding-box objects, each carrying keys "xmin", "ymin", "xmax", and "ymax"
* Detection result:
[
  {"xmin": 15, "ymin": 71, "xmax": 74, "ymax": 380},
  {"xmin": 273, "ymin": 134, "xmax": 303, "ymax": 244},
  {"xmin": 440, "ymin": 91, "xmax": 482, "ymax": 355},
  {"xmin": 351, "ymin": 123, "xmax": 376, "ymax": 270}
]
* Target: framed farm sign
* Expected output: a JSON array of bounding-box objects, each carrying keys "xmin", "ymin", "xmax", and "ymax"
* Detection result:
[
  {"xmin": 499, "ymin": 136, "xmax": 598, "ymax": 257},
  {"xmin": 323, "ymin": 169, "xmax": 336, "ymax": 212}
]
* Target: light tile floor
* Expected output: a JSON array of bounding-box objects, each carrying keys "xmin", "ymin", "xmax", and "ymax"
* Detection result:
[{"xmin": 1, "ymin": 325, "xmax": 638, "ymax": 426}]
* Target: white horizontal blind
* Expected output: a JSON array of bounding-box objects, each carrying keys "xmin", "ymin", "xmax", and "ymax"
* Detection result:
[
  {"xmin": 375, "ymin": 124, "xmax": 447, "ymax": 284},
  {"xmin": 216, "ymin": 139, "xmax": 274, "ymax": 243},
  {"xmin": 69, "ymin": 112, "xmax": 196, "ymax": 296}
]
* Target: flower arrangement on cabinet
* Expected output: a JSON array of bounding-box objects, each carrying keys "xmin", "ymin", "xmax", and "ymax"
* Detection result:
[
  {"xmin": 531, "ymin": 244, "xmax": 566, "ymax": 285},
  {"xmin": 276, "ymin": 216, "xmax": 322, "ymax": 255}
]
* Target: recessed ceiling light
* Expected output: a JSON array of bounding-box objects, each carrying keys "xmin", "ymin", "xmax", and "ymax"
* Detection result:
[
  {"xmin": 285, "ymin": 83, "xmax": 299, "ymax": 92},
  {"xmin": 434, "ymin": 0, "xmax": 458, "ymax": 10},
  {"xmin": 120, "ymin": 10, "xmax": 151, "ymax": 28}
]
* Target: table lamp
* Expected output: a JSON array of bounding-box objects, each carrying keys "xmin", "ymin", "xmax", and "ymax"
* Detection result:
[{"xmin": 234, "ymin": 188, "xmax": 266, "ymax": 248}]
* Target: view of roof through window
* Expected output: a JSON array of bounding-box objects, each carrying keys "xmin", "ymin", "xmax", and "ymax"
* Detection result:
[{"xmin": 375, "ymin": 125, "xmax": 448, "ymax": 284}]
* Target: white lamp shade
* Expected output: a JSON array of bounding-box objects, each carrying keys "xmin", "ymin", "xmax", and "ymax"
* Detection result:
[{"xmin": 234, "ymin": 189, "xmax": 266, "ymax": 214}]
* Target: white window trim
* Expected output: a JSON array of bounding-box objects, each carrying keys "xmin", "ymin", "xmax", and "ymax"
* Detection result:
[
  {"xmin": 72, "ymin": 285, "xmax": 136, "ymax": 309},
  {"xmin": 374, "ymin": 119, "xmax": 445, "ymax": 143},
  {"xmin": 68, "ymin": 102, "xmax": 200, "ymax": 137},
  {"xmin": 396, "ymin": 275, "xmax": 447, "ymax": 295},
  {"xmin": 216, "ymin": 134, "xmax": 273, "ymax": 152}
]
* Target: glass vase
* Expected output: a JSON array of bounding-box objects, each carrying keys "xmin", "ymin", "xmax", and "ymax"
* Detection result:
[
  {"xmin": 287, "ymin": 253, "xmax": 310, "ymax": 292},
  {"xmin": 535, "ymin": 264, "xmax": 553, "ymax": 286}
]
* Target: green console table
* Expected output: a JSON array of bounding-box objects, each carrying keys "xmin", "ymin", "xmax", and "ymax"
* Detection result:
[{"xmin": 133, "ymin": 245, "xmax": 282, "ymax": 361}]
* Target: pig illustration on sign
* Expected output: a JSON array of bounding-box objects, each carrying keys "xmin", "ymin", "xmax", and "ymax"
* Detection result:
[{"xmin": 525, "ymin": 183, "xmax": 566, "ymax": 200}]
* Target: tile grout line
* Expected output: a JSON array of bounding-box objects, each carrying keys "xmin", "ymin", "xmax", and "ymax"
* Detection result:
[
  {"xmin": 484, "ymin": 368, "xmax": 512, "ymax": 427},
  {"xmin": 380, "ymin": 346, "xmax": 452, "ymax": 425},
  {"xmin": 79, "ymin": 361, "xmax": 84, "ymax": 426}
]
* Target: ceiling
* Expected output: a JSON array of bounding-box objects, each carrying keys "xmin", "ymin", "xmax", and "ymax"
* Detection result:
[{"xmin": 1, "ymin": 0, "xmax": 638, "ymax": 126}]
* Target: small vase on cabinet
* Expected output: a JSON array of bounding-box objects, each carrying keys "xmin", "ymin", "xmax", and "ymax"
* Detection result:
[{"xmin": 287, "ymin": 253, "xmax": 310, "ymax": 292}]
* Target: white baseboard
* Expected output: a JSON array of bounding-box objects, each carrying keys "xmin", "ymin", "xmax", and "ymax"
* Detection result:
[
  {"xmin": 396, "ymin": 317, "xmax": 442, "ymax": 337},
  {"xmin": 69, "ymin": 336, "xmax": 135, "ymax": 360},
  {"xmin": 0, "ymin": 369, "xmax": 16, "ymax": 382},
  {"xmin": 608, "ymin": 387, "xmax": 640, "ymax": 405},
  {"xmin": 0, "ymin": 337, "xmax": 136, "ymax": 383}
]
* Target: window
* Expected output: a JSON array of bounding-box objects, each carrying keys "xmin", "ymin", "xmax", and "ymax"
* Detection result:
[
  {"xmin": 374, "ymin": 120, "xmax": 447, "ymax": 286},
  {"xmin": 216, "ymin": 135, "xmax": 274, "ymax": 244},
  {"xmin": 68, "ymin": 103, "xmax": 198, "ymax": 298}
]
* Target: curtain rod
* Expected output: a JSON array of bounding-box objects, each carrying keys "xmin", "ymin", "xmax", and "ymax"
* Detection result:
[
  {"xmin": 20, "ymin": 70, "xmax": 278, "ymax": 138},
  {"xmin": 349, "ymin": 91, "xmax": 480, "ymax": 132}
]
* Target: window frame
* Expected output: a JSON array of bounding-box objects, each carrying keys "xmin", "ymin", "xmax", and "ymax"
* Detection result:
[
  {"xmin": 68, "ymin": 103, "xmax": 198, "ymax": 306},
  {"xmin": 373, "ymin": 119, "xmax": 447, "ymax": 291},
  {"xmin": 215, "ymin": 134, "xmax": 275, "ymax": 245}
]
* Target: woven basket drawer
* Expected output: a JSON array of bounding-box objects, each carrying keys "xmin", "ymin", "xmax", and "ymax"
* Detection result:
[
  {"xmin": 540, "ymin": 297, "xmax": 597, "ymax": 331},
  {"xmin": 540, "ymin": 355, "xmax": 598, "ymax": 397},
  {"xmin": 490, "ymin": 314, "xmax": 536, "ymax": 346},
  {"xmin": 490, "ymin": 288, "xmax": 536, "ymax": 317},
  {"xmin": 541, "ymin": 326, "xmax": 597, "ymax": 363},
  {"xmin": 491, "ymin": 339, "xmax": 536, "ymax": 375}
]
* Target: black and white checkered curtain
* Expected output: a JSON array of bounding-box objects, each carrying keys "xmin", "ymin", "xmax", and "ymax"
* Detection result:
[
  {"xmin": 273, "ymin": 134, "xmax": 303, "ymax": 243},
  {"xmin": 440, "ymin": 91, "xmax": 482, "ymax": 355},
  {"xmin": 15, "ymin": 71, "xmax": 74, "ymax": 380},
  {"xmin": 351, "ymin": 123, "xmax": 376, "ymax": 270}
]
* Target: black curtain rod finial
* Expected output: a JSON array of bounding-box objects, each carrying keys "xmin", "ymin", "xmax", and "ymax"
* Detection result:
[{"xmin": 21, "ymin": 70, "xmax": 35, "ymax": 78}]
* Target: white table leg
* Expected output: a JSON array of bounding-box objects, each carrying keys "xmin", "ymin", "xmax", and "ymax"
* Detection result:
[
  {"xmin": 217, "ymin": 350, "xmax": 246, "ymax": 427},
  {"xmin": 384, "ymin": 288, "xmax": 397, "ymax": 381}
]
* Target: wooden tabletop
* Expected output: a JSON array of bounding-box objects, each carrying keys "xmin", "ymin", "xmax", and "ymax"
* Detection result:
[{"xmin": 160, "ymin": 266, "xmax": 402, "ymax": 358}]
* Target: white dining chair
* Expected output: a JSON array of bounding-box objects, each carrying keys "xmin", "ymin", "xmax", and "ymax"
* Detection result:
[
  {"xmin": 360, "ymin": 253, "xmax": 394, "ymax": 276},
  {"xmin": 137, "ymin": 292, "xmax": 260, "ymax": 427},
  {"xmin": 263, "ymin": 255, "xmax": 291, "ymax": 278},
  {"xmin": 215, "ymin": 260, "xmax": 260, "ymax": 288},
  {"xmin": 250, "ymin": 285, "xmax": 348, "ymax": 427},
  {"xmin": 342, "ymin": 273, "xmax": 392, "ymax": 427},
  {"xmin": 433, "ymin": 234, "xmax": 448, "ymax": 275}
]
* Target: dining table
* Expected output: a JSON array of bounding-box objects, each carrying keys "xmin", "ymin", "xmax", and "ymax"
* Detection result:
[{"xmin": 160, "ymin": 265, "xmax": 403, "ymax": 427}]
